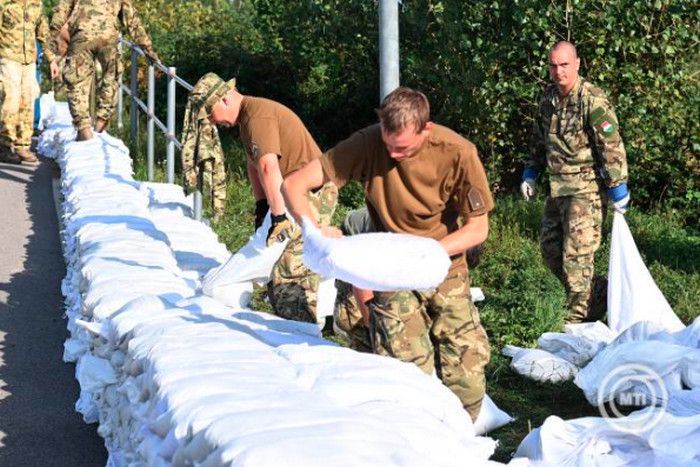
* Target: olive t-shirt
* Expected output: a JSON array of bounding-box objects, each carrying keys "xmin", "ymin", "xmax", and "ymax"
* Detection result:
[
  {"xmin": 321, "ymin": 123, "xmax": 494, "ymax": 241},
  {"xmin": 238, "ymin": 97, "xmax": 321, "ymax": 177}
]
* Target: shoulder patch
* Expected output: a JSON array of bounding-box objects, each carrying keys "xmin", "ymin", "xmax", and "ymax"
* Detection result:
[
  {"xmin": 467, "ymin": 187, "xmax": 485, "ymax": 212},
  {"xmin": 250, "ymin": 142, "xmax": 260, "ymax": 160}
]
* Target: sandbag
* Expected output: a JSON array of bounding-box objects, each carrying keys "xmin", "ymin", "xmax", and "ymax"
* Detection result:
[{"xmin": 301, "ymin": 218, "xmax": 450, "ymax": 292}]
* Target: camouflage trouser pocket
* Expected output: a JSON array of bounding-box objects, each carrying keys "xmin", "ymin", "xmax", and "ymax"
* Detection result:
[
  {"xmin": 369, "ymin": 291, "xmax": 434, "ymax": 374},
  {"xmin": 63, "ymin": 54, "xmax": 87, "ymax": 87}
]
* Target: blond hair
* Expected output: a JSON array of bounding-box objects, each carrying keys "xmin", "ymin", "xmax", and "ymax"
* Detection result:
[{"xmin": 376, "ymin": 87, "xmax": 430, "ymax": 134}]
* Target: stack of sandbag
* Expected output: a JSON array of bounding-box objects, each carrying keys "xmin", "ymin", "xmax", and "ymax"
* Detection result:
[
  {"xmin": 505, "ymin": 212, "xmax": 700, "ymax": 465},
  {"xmin": 40, "ymin": 97, "xmax": 514, "ymax": 466}
]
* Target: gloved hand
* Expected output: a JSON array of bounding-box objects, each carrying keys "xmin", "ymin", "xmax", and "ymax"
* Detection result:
[
  {"xmin": 183, "ymin": 168, "xmax": 197, "ymax": 192},
  {"xmin": 254, "ymin": 199, "xmax": 269, "ymax": 230},
  {"xmin": 608, "ymin": 183, "xmax": 630, "ymax": 215},
  {"xmin": 267, "ymin": 213, "xmax": 293, "ymax": 246},
  {"xmin": 520, "ymin": 178, "xmax": 536, "ymax": 201}
]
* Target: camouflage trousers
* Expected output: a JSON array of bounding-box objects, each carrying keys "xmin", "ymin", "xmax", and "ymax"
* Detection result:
[
  {"xmin": 371, "ymin": 263, "xmax": 490, "ymax": 420},
  {"xmin": 540, "ymin": 192, "xmax": 608, "ymax": 323},
  {"xmin": 200, "ymin": 156, "xmax": 227, "ymax": 221},
  {"xmin": 334, "ymin": 207, "xmax": 490, "ymax": 420},
  {"xmin": 63, "ymin": 42, "xmax": 120, "ymax": 131},
  {"xmin": 268, "ymin": 182, "xmax": 338, "ymax": 323},
  {"xmin": 0, "ymin": 58, "xmax": 39, "ymax": 152}
]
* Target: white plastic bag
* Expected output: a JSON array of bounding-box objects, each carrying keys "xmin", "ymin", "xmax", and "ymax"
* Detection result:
[{"xmin": 607, "ymin": 213, "xmax": 684, "ymax": 334}]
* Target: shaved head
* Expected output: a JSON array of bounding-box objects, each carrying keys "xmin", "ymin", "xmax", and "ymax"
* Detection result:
[
  {"xmin": 550, "ymin": 41, "xmax": 578, "ymax": 59},
  {"xmin": 548, "ymin": 41, "xmax": 581, "ymax": 95}
]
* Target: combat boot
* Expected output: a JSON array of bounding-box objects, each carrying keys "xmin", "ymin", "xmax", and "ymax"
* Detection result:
[
  {"xmin": 15, "ymin": 148, "xmax": 39, "ymax": 164},
  {"xmin": 0, "ymin": 148, "xmax": 22, "ymax": 165},
  {"xmin": 76, "ymin": 127, "xmax": 94, "ymax": 141},
  {"xmin": 94, "ymin": 118, "xmax": 109, "ymax": 133}
]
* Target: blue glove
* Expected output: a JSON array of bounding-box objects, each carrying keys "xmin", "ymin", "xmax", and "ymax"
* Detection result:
[
  {"xmin": 608, "ymin": 183, "xmax": 630, "ymax": 214},
  {"xmin": 520, "ymin": 167, "xmax": 539, "ymax": 201}
]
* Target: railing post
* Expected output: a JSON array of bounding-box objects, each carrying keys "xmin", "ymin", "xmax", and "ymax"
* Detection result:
[
  {"xmin": 166, "ymin": 67, "xmax": 176, "ymax": 184},
  {"xmin": 130, "ymin": 49, "xmax": 139, "ymax": 142},
  {"xmin": 117, "ymin": 41, "xmax": 123, "ymax": 129},
  {"xmin": 147, "ymin": 63, "xmax": 155, "ymax": 181},
  {"xmin": 194, "ymin": 192, "xmax": 203, "ymax": 221}
]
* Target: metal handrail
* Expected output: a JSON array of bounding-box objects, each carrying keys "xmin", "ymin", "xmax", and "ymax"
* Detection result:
[{"xmin": 117, "ymin": 37, "xmax": 203, "ymax": 220}]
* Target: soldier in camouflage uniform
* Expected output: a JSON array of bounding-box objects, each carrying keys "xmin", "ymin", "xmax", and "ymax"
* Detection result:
[
  {"xmin": 282, "ymin": 87, "xmax": 493, "ymax": 421},
  {"xmin": 521, "ymin": 41, "xmax": 630, "ymax": 324},
  {"xmin": 185, "ymin": 73, "xmax": 336, "ymax": 321},
  {"xmin": 49, "ymin": 0, "xmax": 158, "ymax": 141},
  {"xmin": 0, "ymin": 0, "xmax": 56, "ymax": 164},
  {"xmin": 180, "ymin": 74, "xmax": 229, "ymax": 220}
]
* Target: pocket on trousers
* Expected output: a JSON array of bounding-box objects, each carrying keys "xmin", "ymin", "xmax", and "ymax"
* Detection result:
[{"xmin": 62, "ymin": 56, "xmax": 84, "ymax": 86}]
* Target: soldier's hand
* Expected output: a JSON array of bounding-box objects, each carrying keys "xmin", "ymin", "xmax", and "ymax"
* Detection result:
[
  {"xmin": 184, "ymin": 169, "xmax": 197, "ymax": 191},
  {"xmin": 50, "ymin": 60, "xmax": 60, "ymax": 80},
  {"xmin": 520, "ymin": 178, "xmax": 536, "ymax": 201},
  {"xmin": 267, "ymin": 213, "xmax": 293, "ymax": 246},
  {"xmin": 609, "ymin": 184, "xmax": 630, "ymax": 215}
]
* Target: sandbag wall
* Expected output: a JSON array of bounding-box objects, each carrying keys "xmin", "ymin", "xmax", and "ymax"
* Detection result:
[{"xmin": 38, "ymin": 97, "xmax": 506, "ymax": 467}]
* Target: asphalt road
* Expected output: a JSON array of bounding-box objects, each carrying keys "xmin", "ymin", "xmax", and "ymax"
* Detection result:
[{"xmin": 0, "ymin": 158, "xmax": 106, "ymax": 466}]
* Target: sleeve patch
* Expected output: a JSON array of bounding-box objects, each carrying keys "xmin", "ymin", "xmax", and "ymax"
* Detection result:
[
  {"xmin": 590, "ymin": 107, "xmax": 618, "ymax": 138},
  {"xmin": 467, "ymin": 187, "xmax": 485, "ymax": 212},
  {"xmin": 250, "ymin": 142, "xmax": 260, "ymax": 160}
]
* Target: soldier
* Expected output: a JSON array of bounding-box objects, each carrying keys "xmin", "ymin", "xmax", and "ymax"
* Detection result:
[
  {"xmin": 48, "ymin": 0, "xmax": 159, "ymax": 141},
  {"xmin": 183, "ymin": 73, "xmax": 337, "ymax": 323},
  {"xmin": 282, "ymin": 87, "xmax": 493, "ymax": 421},
  {"xmin": 0, "ymin": 0, "xmax": 57, "ymax": 164},
  {"xmin": 521, "ymin": 41, "xmax": 629, "ymax": 324}
]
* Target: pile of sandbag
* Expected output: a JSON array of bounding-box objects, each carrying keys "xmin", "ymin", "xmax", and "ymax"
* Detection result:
[
  {"xmin": 504, "ymin": 212, "xmax": 700, "ymax": 465},
  {"xmin": 40, "ymin": 96, "xmax": 514, "ymax": 466}
]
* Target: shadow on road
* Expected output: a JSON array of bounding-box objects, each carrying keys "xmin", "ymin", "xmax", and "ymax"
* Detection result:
[{"xmin": 0, "ymin": 159, "xmax": 106, "ymax": 466}]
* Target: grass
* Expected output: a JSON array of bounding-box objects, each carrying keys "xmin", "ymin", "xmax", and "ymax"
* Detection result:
[{"xmin": 123, "ymin": 123, "xmax": 700, "ymax": 462}]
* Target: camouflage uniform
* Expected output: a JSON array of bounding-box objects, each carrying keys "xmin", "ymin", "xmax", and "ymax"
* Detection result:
[
  {"xmin": 181, "ymin": 73, "xmax": 232, "ymax": 220},
  {"xmin": 332, "ymin": 207, "xmax": 490, "ymax": 418},
  {"xmin": 268, "ymin": 182, "xmax": 338, "ymax": 323},
  {"xmin": 526, "ymin": 77, "xmax": 628, "ymax": 322},
  {"xmin": 49, "ymin": 0, "xmax": 157, "ymax": 131},
  {"xmin": 0, "ymin": 0, "xmax": 55, "ymax": 155}
]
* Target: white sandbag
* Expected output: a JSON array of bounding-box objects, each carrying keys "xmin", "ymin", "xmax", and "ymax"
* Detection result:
[
  {"xmin": 473, "ymin": 395, "xmax": 515, "ymax": 435},
  {"xmin": 302, "ymin": 218, "xmax": 450, "ymax": 292},
  {"xmin": 202, "ymin": 213, "xmax": 287, "ymax": 304},
  {"xmin": 502, "ymin": 345, "xmax": 579, "ymax": 383},
  {"xmin": 607, "ymin": 212, "xmax": 684, "ymax": 334},
  {"xmin": 574, "ymin": 340, "xmax": 700, "ymax": 405},
  {"xmin": 538, "ymin": 332, "xmax": 606, "ymax": 367}
]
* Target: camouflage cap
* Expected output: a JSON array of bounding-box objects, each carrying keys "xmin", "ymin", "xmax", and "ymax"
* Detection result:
[{"xmin": 189, "ymin": 73, "xmax": 237, "ymax": 120}]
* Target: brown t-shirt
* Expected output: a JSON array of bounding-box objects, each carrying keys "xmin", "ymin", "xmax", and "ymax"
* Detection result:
[
  {"xmin": 238, "ymin": 96, "xmax": 321, "ymax": 177},
  {"xmin": 321, "ymin": 123, "xmax": 494, "ymax": 241}
]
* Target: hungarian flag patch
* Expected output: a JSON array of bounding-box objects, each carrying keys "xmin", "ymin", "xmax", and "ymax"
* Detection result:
[{"xmin": 600, "ymin": 121, "xmax": 614, "ymax": 133}]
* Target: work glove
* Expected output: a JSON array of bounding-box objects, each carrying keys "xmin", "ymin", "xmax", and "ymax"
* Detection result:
[
  {"xmin": 520, "ymin": 178, "xmax": 536, "ymax": 201},
  {"xmin": 609, "ymin": 183, "xmax": 630, "ymax": 215},
  {"xmin": 254, "ymin": 199, "xmax": 269, "ymax": 230},
  {"xmin": 267, "ymin": 213, "xmax": 293, "ymax": 246}
]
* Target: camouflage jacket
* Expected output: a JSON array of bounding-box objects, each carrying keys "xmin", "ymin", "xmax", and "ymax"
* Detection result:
[
  {"xmin": 0, "ymin": 0, "xmax": 55, "ymax": 64},
  {"xmin": 526, "ymin": 77, "xmax": 628, "ymax": 197},
  {"xmin": 49, "ymin": 0, "xmax": 156, "ymax": 56}
]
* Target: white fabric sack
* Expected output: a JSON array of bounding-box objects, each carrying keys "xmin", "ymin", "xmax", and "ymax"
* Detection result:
[
  {"xmin": 502, "ymin": 345, "xmax": 579, "ymax": 383},
  {"xmin": 302, "ymin": 218, "xmax": 450, "ymax": 292},
  {"xmin": 607, "ymin": 212, "xmax": 684, "ymax": 334},
  {"xmin": 473, "ymin": 394, "xmax": 515, "ymax": 435},
  {"xmin": 202, "ymin": 213, "xmax": 286, "ymax": 304}
]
